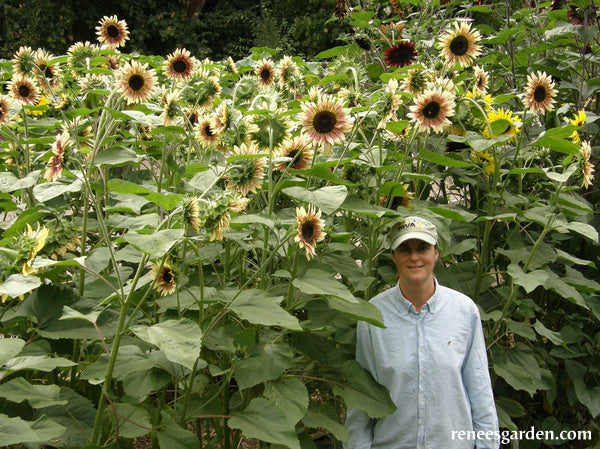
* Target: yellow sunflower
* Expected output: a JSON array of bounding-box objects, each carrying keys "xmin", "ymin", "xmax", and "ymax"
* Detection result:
[
  {"xmin": 96, "ymin": 15, "xmax": 129, "ymax": 49},
  {"xmin": 300, "ymin": 95, "xmax": 353, "ymax": 153},
  {"xmin": 295, "ymin": 205, "xmax": 327, "ymax": 260},
  {"xmin": 471, "ymin": 150, "xmax": 495, "ymax": 175},
  {"xmin": 408, "ymin": 88, "xmax": 455, "ymax": 134},
  {"xmin": 523, "ymin": 71, "xmax": 557, "ymax": 114},
  {"xmin": 150, "ymin": 259, "xmax": 177, "ymax": 297},
  {"xmin": 482, "ymin": 108, "xmax": 520, "ymax": 144},
  {"xmin": 117, "ymin": 60, "xmax": 157, "ymax": 104},
  {"xmin": 22, "ymin": 224, "xmax": 49, "ymax": 276},
  {"xmin": 569, "ymin": 110, "xmax": 586, "ymax": 145},
  {"xmin": 439, "ymin": 21, "xmax": 482, "ymax": 68},
  {"xmin": 276, "ymin": 137, "xmax": 314, "ymax": 172},
  {"xmin": 164, "ymin": 48, "xmax": 197, "ymax": 81},
  {"xmin": 8, "ymin": 75, "xmax": 40, "ymax": 106}
]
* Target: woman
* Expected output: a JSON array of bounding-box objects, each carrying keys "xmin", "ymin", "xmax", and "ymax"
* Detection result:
[{"xmin": 344, "ymin": 216, "xmax": 499, "ymax": 449}]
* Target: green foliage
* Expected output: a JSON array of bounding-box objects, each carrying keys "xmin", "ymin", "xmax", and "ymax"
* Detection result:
[{"xmin": 0, "ymin": 1, "xmax": 599, "ymax": 448}]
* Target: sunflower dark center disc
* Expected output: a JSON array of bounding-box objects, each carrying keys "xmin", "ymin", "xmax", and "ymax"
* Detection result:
[
  {"xmin": 423, "ymin": 101, "xmax": 441, "ymax": 119},
  {"xmin": 288, "ymin": 150, "xmax": 300, "ymax": 168},
  {"xmin": 128, "ymin": 74, "xmax": 145, "ymax": 91},
  {"xmin": 18, "ymin": 85, "xmax": 30, "ymax": 98},
  {"xmin": 204, "ymin": 125, "xmax": 213, "ymax": 137},
  {"xmin": 107, "ymin": 25, "xmax": 120, "ymax": 38},
  {"xmin": 534, "ymin": 85, "xmax": 546, "ymax": 102},
  {"xmin": 450, "ymin": 35, "xmax": 469, "ymax": 56},
  {"xmin": 314, "ymin": 111, "xmax": 337, "ymax": 133},
  {"xmin": 260, "ymin": 68, "xmax": 271, "ymax": 82},
  {"xmin": 302, "ymin": 222, "xmax": 315, "ymax": 241},
  {"xmin": 173, "ymin": 60, "xmax": 187, "ymax": 73},
  {"xmin": 163, "ymin": 270, "xmax": 173, "ymax": 283},
  {"xmin": 391, "ymin": 46, "xmax": 413, "ymax": 65}
]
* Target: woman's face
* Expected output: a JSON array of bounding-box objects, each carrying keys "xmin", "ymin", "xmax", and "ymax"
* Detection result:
[{"xmin": 392, "ymin": 238, "xmax": 438, "ymax": 288}]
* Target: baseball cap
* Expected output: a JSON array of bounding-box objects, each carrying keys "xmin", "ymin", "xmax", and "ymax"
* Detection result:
[{"xmin": 389, "ymin": 216, "xmax": 438, "ymax": 249}]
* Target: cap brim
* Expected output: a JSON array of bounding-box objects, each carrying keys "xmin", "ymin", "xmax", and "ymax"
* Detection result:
[{"xmin": 391, "ymin": 231, "xmax": 437, "ymax": 249}]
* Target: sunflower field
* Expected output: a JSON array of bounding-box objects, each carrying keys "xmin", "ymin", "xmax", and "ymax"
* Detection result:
[{"xmin": 0, "ymin": 0, "xmax": 599, "ymax": 448}]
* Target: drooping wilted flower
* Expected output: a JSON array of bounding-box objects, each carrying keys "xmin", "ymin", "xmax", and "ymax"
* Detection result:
[
  {"xmin": 224, "ymin": 143, "xmax": 266, "ymax": 195},
  {"xmin": 276, "ymin": 137, "xmax": 314, "ymax": 172},
  {"xmin": 384, "ymin": 41, "xmax": 418, "ymax": 68},
  {"xmin": 256, "ymin": 58, "xmax": 276, "ymax": 88},
  {"xmin": 295, "ymin": 205, "xmax": 327, "ymax": 260},
  {"xmin": 523, "ymin": 71, "xmax": 557, "ymax": 114},
  {"xmin": 439, "ymin": 21, "xmax": 482, "ymax": 68},
  {"xmin": 300, "ymin": 95, "xmax": 353, "ymax": 153},
  {"xmin": 164, "ymin": 48, "xmax": 197, "ymax": 81},
  {"xmin": 408, "ymin": 88, "xmax": 455, "ymax": 134},
  {"xmin": 44, "ymin": 132, "xmax": 71, "ymax": 181},
  {"xmin": 569, "ymin": 110, "xmax": 586, "ymax": 145},
  {"xmin": 117, "ymin": 60, "xmax": 157, "ymax": 104},
  {"xmin": 149, "ymin": 259, "xmax": 177, "ymax": 297},
  {"xmin": 8, "ymin": 75, "xmax": 40, "ymax": 106},
  {"xmin": 21, "ymin": 224, "xmax": 49, "ymax": 276},
  {"xmin": 12, "ymin": 46, "xmax": 36, "ymax": 76},
  {"xmin": 578, "ymin": 141, "xmax": 595, "ymax": 189},
  {"xmin": 482, "ymin": 108, "xmax": 520, "ymax": 144},
  {"xmin": 96, "ymin": 15, "xmax": 129, "ymax": 49}
]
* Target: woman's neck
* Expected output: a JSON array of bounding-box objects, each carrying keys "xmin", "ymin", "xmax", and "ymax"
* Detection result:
[{"xmin": 399, "ymin": 278, "xmax": 436, "ymax": 312}]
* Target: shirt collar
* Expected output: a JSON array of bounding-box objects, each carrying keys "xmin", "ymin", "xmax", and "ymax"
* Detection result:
[{"xmin": 395, "ymin": 278, "xmax": 440, "ymax": 315}]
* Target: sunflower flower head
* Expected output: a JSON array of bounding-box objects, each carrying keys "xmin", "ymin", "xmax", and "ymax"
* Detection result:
[
  {"xmin": 300, "ymin": 95, "xmax": 353, "ymax": 153},
  {"xmin": 9, "ymin": 75, "xmax": 40, "ymax": 106},
  {"xmin": 481, "ymin": 108, "xmax": 520, "ymax": 144},
  {"xmin": 577, "ymin": 141, "xmax": 595, "ymax": 189},
  {"xmin": 249, "ymin": 108, "xmax": 292, "ymax": 152},
  {"xmin": 439, "ymin": 21, "xmax": 482, "ymax": 68},
  {"xmin": 0, "ymin": 96, "xmax": 12, "ymax": 125},
  {"xmin": 408, "ymin": 88, "xmax": 456, "ymax": 134},
  {"xmin": 195, "ymin": 114, "xmax": 223, "ymax": 149},
  {"xmin": 569, "ymin": 110, "xmax": 586, "ymax": 145},
  {"xmin": 182, "ymin": 196, "xmax": 201, "ymax": 232},
  {"xmin": 471, "ymin": 150, "xmax": 495, "ymax": 175},
  {"xmin": 256, "ymin": 58, "xmax": 276, "ymax": 88},
  {"xmin": 150, "ymin": 259, "xmax": 177, "ymax": 297},
  {"xmin": 277, "ymin": 56, "xmax": 302, "ymax": 93},
  {"xmin": 201, "ymin": 193, "xmax": 248, "ymax": 242},
  {"xmin": 384, "ymin": 41, "xmax": 418, "ymax": 68},
  {"xmin": 44, "ymin": 131, "xmax": 71, "ymax": 182},
  {"xmin": 21, "ymin": 223, "xmax": 49, "ymax": 276},
  {"xmin": 473, "ymin": 65, "xmax": 489, "ymax": 93},
  {"xmin": 276, "ymin": 136, "xmax": 314, "ymax": 172},
  {"xmin": 233, "ymin": 75, "xmax": 259, "ymax": 104},
  {"xmin": 295, "ymin": 205, "xmax": 327, "ymax": 260},
  {"xmin": 523, "ymin": 71, "xmax": 557, "ymax": 114},
  {"xmin": 67, "ymin": 41, "xmax": 101, "ymax": 76},
  {"xmin": 34, "ymin": 50, "xmax": 62, "ymax": 93},
  {"xmin": 159, "ymin": 88, "xmax": 181, "ymax": 126},
  {"xmin": 376, "ymin": 78, "xmax": 402, "ymax": 129},
  {"xmin": 164, "ymin": 48, "xmax": 197, "ymax": 81},
  {"xmin": 117, "ymin": 60, "xmax": 157, "ymax": 105},
  {"xmin": 224, "ymin": 143, "xmax": 267, "ymax": 195},
  {"xmin": 96, "ymin": 15, "xmax": 129, "ymax": 49},
  {"xmin": 12, "ymin": 46, "xmax": 36, "ymax": 76},
  {"xmin": 401, "ymin": 68, "xmax": 430, "ymax": 95}
]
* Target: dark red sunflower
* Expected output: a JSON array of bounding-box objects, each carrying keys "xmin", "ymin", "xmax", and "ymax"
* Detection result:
[{"xmin": 384, "ymin": 41, "xmax": 418, "ymax": 68}]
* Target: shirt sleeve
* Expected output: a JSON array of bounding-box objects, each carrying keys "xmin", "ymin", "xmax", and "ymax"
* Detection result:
[
  {"xmin": 344, "ymin": 320, "xmax": 376, "ymax": 449},
  {"xmin": 462, "ymin": 307, "xmax": 500, "ymax": 449}
]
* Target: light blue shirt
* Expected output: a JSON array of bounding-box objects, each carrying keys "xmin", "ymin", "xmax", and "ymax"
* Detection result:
[{"xmin": 345, "ymin": 281, "xmax": 499, "ymax": 449}]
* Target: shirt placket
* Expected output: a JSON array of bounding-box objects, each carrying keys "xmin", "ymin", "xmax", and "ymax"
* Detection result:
[{"xmin": 416, "ymin": 313, "xmax": 426, "ymax": 449}]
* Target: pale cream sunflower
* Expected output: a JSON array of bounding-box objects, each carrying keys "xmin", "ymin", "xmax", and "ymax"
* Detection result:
[
  {"xmin": 256, "ymin": 58, "xmax": 276, "ymax": 88},
  {"xmin": 164, "ymin": 48, "xmax": 197, "ymax": 81},
  {"xmin": 224, "ymin": 143, "xmax": 267, "ymax": 195},
  {"xmin": 408, "ymin": 88, "xmax": 455, "ymax": 134},
  {"xmin": 473, "ymin": 65, "xmax": 489, "ymax": 93},
  {"xmin": 401, "ymin": 68, "xmax": 430, "ymax": 95},
  {"xmin": 96, "ymin": 15, "xmax": 129, "ymax": 48},
  {"xmin": 579, "ymin": 141, "xmax": 595, "ymax": 189},
  {"xmin": 295, "ymin": 205, "xmax": 327, "ymax": 260},
  {"xmin": 276, "ymin": 136, "xmax": 314, "ymax": 172},
  {"xmin": 159, "ymin": 88, "xmax": 181, "ymax": 126},
  {"xmin": 34, "ymin": 49, "xmax": 62, "ymax": 93},
  {"xmin": 12, "ymin": 46, "xmax": 36, "ymax": 76},
  {"xmin": 44, "ymin": 132, "xmax": 70, "ymax": 182},
  {"xmin": 195, "ymin": 114, "xmax": 223, "ymax": 149},
  {"xmin": 182, "ymin": 196, "xmax": 201, "ymax": 232},
  {"xmin": 300, "ymin": 95, "xmax": 353, "ymax": 153},
  {"xmin": 0, "ymin": 96, "xmax": 11, "ymax": 125},
  {"xmin": 277, "ymin": 55, "xmax": 302, "ymax": 93},
  {"xmin": 117, "ymin": 60, "xmax": 157, "ymax": 104},
  {"xmin": 439, "ymin": 21, "xmax": 482, "ymax": 68},
  {"xmin": 523, "ymin": 71, "xmax": 557, "ymax": 114},
  {"xmin": 8, "ymin": 75, "xmax": 40, "ymax": 106},
  {"xmin": 377, "ymin": 78, "xmax": 402, "ymax": 129}
]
